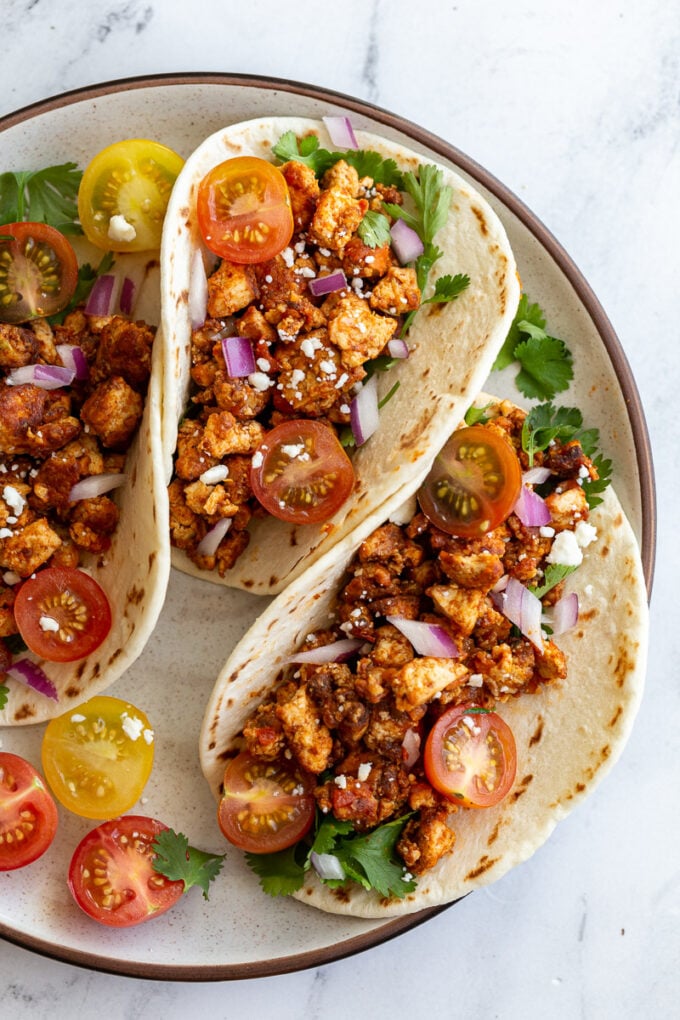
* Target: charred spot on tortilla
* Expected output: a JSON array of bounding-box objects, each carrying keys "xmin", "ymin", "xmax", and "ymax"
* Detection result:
[
  {"xmin": 486, "ymin": 820, "xmax": 503, "ymax": 846},
  {"xmin": 510, "ymin": 774, "xmax": 534, "ymax": 803},
  {"xmin": 126, "ymin": 585, "xmax": 145, "ymax": 607},
  {"xmin": 471, "ymin": 205, "xmax": 490, "ymax": 236},
  {"xmin": 465, "ymin": 856, "xmax": 500, "ymax": 881},
  {"xmin": 14, "ymin": 702, "xmax": 36, "ymax": 721},
  {"xmin": 107, "ymin": 647, "xmax": 124, "ymax": 666},
  {"xmin": 600, "ymin": 544, "xmax": 611, "ymax": 558},
  {"xmin": 529, "ymin": 717, "xmax": 544, "ymax": 747},
  {"xmin": 609, "ymin": 705, "xmax": 623, "ymax": 728},
  {"xmin": 177, "ymin": 289, "xmax": 189, "ymax": 309}
]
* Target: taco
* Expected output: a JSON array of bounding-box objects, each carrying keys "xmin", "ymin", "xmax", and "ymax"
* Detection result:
[
  {"xmin": 160, "ymin": 117, "xmax": 520, "ymax": 594},
  {"xmin": 0, "ymin": 247, "xmax": 169, "ymax": 725},
  {"xmin": 199, "ymin": 395, "xmax": 648, "ymax": 918}
]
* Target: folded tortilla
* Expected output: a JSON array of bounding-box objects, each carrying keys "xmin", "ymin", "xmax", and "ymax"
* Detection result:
[
  {"xmin": 199, "ymin": 396, "xmax": 648, "ymax": 917},
  {"xmin": 160, "ymin": 117, "xmax": 520, "ymax": 594}
]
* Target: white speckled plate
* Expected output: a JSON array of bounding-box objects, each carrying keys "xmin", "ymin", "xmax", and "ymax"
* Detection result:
[{"xmin": 0, "ymin": 74, "xmax": 655, "ymax": 980}]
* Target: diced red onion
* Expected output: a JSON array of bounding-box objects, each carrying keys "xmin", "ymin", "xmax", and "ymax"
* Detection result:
[
  {"xmin": 119, "ymin": 276, "xmax": 136, "ymax": 315},
  {"xmin": 387, "ymin": 338, "xmax": 409, "ymax": 359},
  {"xmin": 84, "ymin": 274, "xmax": 118, "ymax": 316},
  {"xmin": 493, "ymin": 577, "xmax": 544, "ymax": 650},
  {"xmin": 196, "ymin": 518, "xmax": 232, "ymax": 557},
  {"xmin": 522, "ymin": 466, "xmax": 551, "ymax": 485},
  {"xmin": 310, "ymin": 851, "xmax": 346, "ymax": 881},
  {"xmin": 386, "ymin": 615, "xmax": 459, "ymax": 658},
  {"xmin": 491, "ymin": 573, "xmax": 509, "ymax": 594},
  {"xmin": 550, "ymin": 591, "xmax": 579, "ymax": 635},
  {"xmin": 69, "ymin": 472, "xmax": 127, "ymax": 502},
  {"xmin": 390, "ymin": 218, "xmax": 424, "ymax": 264},
  {"xmin": 189, "ymin": 248, "xmax": 208, "ymax": 329},
  {"xmin": 56, "ymin": 344, "xmax": 89, "ymax": 381},
  {"xmin": 401, "ymin": 727, "xmax": 422, "ymax": 768},
  {"xmin": 287, "ymin": 638, "xmax": 364, "ymax": 665},
  {"xmin": 513, "ymin": 485, "xmax": 552, "ymax": 528},
  {"xmin": 221, "ymin": 335, "xmax": 255, "ymax": 377},
  {"xmin": 308, "ymin": 270, "xmax": 347, "ymax": 297},
  {"xmin": 350, "ymin": 376, "xmax": 380, "ymax": 447},
  {"xmin": 6, "ymin": 659, "xmax": 58, "ymax": 701},
  {"xmin": 322, "ymin": 116, "xmax": 358, "ymax": 150},
  {"xmin": 6, "ymin": 363, "xmax": 75, "ymax": 389}
]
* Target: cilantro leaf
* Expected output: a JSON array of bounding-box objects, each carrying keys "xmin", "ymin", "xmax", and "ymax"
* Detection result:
[
  {"xmin": 271, "ymin": 132, "xmax": 404, "ymax": 186},
  {"xmin": 0, "ymin": 684, "xmax": 7, "ymax": 710},
  {"xmin": 357, "ymin": 210, "xmax": 392, "ymax": 248},
  {"xmin": 151, "ymin": 829, "xmax": 225, "ymax": 900},
  {"xmin": 530, "ymin": 563, "xmax": 579, "ymax": 599},
  {"xmin": 521, "ymin": 402, "xmax": 584, "ymax": 466},
  {"xmin": 330, "ymin": 817, "xmax": 416, "ymax": 899},
  {"xmin": 310, "ymin": 814, "xmax": 355, "ymax": 855},
  {"xmin": 465, "ymin": 402, "xmax": 493, "ymax": 426},
  {"xmin": 514, "ymin": 334, "xmax": 574, "ymax": 400},
  {"xmin": 0, "ymin": 163, "xmax": 83, "ymax": 233},
  {"xmin": 422, "ymin": 273, "xmax": 470, "ymax": 305},
  {"xmin": 386, "ymin": 164, "xmax": 452, "ymax": 246},
  {"xmin": 581, "ymin": 453, "xmax": 613, "ymax": 509},
  {"xmin": 493, "ymin": 295, "xmax": 547, "ymax": 371},
  {"xmin": 245, "ymin": 844, "xmax": 307, "ymax": 897}
]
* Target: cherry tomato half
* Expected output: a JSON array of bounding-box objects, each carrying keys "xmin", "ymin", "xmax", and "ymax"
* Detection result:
[
  {"xmin": 196, "ymin": 156, "xmax": 294, "ymax": 264},
  {"xmin": 424, "ymin": 705, "xmax": 517, "ymax": 809},
  {"xmin": 78, "ymin": 139, "xmax": 184, "ymax": 252},
  {"xmin": 42, "ymin": 695, "xmax": 154, "ymax": 819},
  {"xmin": 68, "ymin": 815, "xmax": 184, "ymax": 927},
  {"xmin": 0, "ymin": 752, "xmax": 58, "ymax": 871},
  {"xmin": 218, "ymin": 751, "xmax": 316, "ymax": 854},
  {"xmin": 0, "ymin": 222, "xmax": 79, "ymax": 324},
  {"xmin": 418, "ymin": 425, "xmax": 522, "ymax": 538},
  {"xmin": 13, "ymin": 566, "xmax": 112, "ymax": 663},
  {"xmin": 250, "ymin": 419, "xmax": 355, "ymax": 525}
]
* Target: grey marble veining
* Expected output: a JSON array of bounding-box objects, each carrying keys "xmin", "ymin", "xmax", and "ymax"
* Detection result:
[{"xmin": 1, "ymin": 0, "xmax": 678, "ymax": 1016}]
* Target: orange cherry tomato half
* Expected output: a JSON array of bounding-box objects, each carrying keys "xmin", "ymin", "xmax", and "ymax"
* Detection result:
[
  {"xmin": 13, "ymin": 566, "xmax": 112, "ymax": 663},
  {"xmin": 418, "ymin": 425, "xmax": 522, "ymax": 538},
  {"xmin": 196, "ymin": 156, "xmax": 294, "ymax": 264},
  {"xmin": 217, "ymin": 751, "xmax": 316, "ymax": 854},
  {"xmin": 0, "ymin": 222, "xmax": 78, "ymax": 324},
  {"xmin": 0, "ymin": 752, "xmax": 58, "ymax": 871},
  {"xmin": 424, "ymin": 705, "xmax": 517, "ymax": 808},
  {"xmin": 250, "ymin": 419, "xmax": 355, "ymax": 525},
  {"xmin": 68, "ymin": 816, "xmax": 184, "ymax": 927}
]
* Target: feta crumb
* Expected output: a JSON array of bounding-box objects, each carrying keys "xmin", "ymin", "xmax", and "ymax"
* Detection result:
[
  {"xmin": 467, "ymin": 673, "xmax": 484, "ymax": 687},
  {"xmin": 108, "ymin": 214, "xmax": 137, "ymax": 243},
  {"xmin": 3, "ymin": 571, "xmax": 21, "ymax": 585},
  {"xmin": 281, "ymin": 247, "xmax": 295, "ymax": 267},
  {"xmin": 248, "ymin": 371, "xmax": 274, "ymax": 392},
  {"xmin": 546, "ymin": 529, "xmax": 583, "ymax": 567},
  {"xmin": 256, "ymin": 357, "xmax": 270, "ymax": 372},
  {"xmin": 301, "ymin": 336, "xmax": 323, "ymax": 358},
  {"xmin": 121, "ymin": 713, "xmax": 145, "ymax": 741},
  {"xmin": 251, "ymin": 451, "xmax": 264, "ymax": 469},
  {"xmin": 319, "ymin": 359, "xmax": 336, "ymax": 375},
  {"xmin": 574, "ymin": 520, "xmax": 598, "ymax": 548},
  {"xmin": 539, "ymin": 525, "xmax": 556, "ymax": 538},
  {"xmin": 290, "ymin": 368, "xmax": 305, "ymax": 388},
  {"xmin": 199, "ymin": 465, "xmax": 229, "ymax": 485},
  {"xmin": 334, "ymin": 774, "xmax": 347, "ymax": 789},
  {"xmin": 143, "ymin": 728, "xmax": 154, "ymax": 745},
  {"xmin": 70, "ymin": 714, "xmax": 86, "ymax": 723},
  {"xmin": 0, "ymin": 528, "xmax": 12, "ymax": 540},
  {"xmin": 3, "ymin": 485, "xmax": 26, "ymax": 517},
  {"xmin": 39, "ymin": 616, "xmax": 60, "ymax": 633},
  {"xmin": 281, "ymin": 443, "xmax": 305, "ymax": 459},
  {"xmin": 357, "ymin": 762, "xmax": 372, "ymax": 782}
]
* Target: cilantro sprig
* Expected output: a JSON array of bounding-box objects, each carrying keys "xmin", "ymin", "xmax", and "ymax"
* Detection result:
[
  {"xmin": 0, "ymin": 163, "xmax": 83, "ymax": 234},
  {"xmin": 151, "ymin": 828, "xmax": 225, "ymax": 900},
  {"xmin": 0, "ymin": 684, "xmax": 7, "ymax": 710},
  {"xmin": 493, "ymin": 295, "xmax": 573, "ymax": 400},
  {"xmin": 530, "ymin": 563, "xmax": 579, "ymax": 599},
  {"xmin": 245, "ymin": 811, "xmax": 417, "ymax": 901},
  {"xmin": 272, "ymin": 131, "xmax": 404, "ymax": 187}
]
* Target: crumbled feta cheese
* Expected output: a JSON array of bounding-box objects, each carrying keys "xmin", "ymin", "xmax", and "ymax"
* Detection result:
[
  {"xmin": 3, "ymin": 485, "xmax": 25, "ymax": 517},
  {"xmin": 108, "ymin": 214, "xmax": 137, "ymax": 243},
  {"xmin": 199, "ymin": 465, "xmax": 229, "ymax": 485},
  {"xmin": 319, "ymin": 359, "xmax": 336, "ymax": 375},
  {"xmin": 546, "ymin": 529, "xmax": 583, "ymax": 567},
  {"xmin": 248, "ymin": 371, "xmax": 274, "ymax": 392},
  {"xmin": 334, "ymin": 774, "xmax": 347, "ymax": 789},
  {"xmin": 256, "ymin": 357, "xmax": 270, "ymax": 372},
  {"xmin": 281, "ymin": 443, "xmax": 306, "ymax": 459},
  {"xmin": 0, "ymin": 528, "xmax": 12, "ymax": 539},
  {"xmin": 301, "ymin": 336, "xmax": 323, "ymax": 358},
  {"xmin": 357, "ymin": 762, "xmax": 372, "ymax": 782},
  {"xmin": 39, "ymin": 616, "xmax": 60, "ymax": 633},
  {"xmin": 290, "ymin": 368, "xmax": 305, "ymax": 388},
  {"xmin": 281, "ymin": 247, "xmax": 295, "ymax": 267},
  {"xmin": 574, "ymin": 520, "xmax": 598, "ymax": 548},
  {"xmin": 70, "ymin": 714, "xmax": 86, "ymax": 723},
  {"xmin": 467, "ymin": 673, "xmax": 484, "ymax": 687},
  {"xmin": 251, "ymin": 451, "xmax": 264, "ymax": 469},
  {"xmin": 3, "ymin": 571, "xmax": 21, "ymax": 585},
  {"xmin": 539, "ymin": 525, "xmax": 556, "ymax": 538},
  {"xmin": 121, "ymin": 713, "xmax": 145, "ymax": 741},
  {"xmin": 143, "ymin": 728, "xmax": 154, "ymax": 745}
]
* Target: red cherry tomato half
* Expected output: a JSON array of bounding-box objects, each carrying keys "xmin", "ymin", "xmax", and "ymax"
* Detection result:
[
  {"xmin": 424, "ymin": 705, "xmax": 517, "ymax": 809},
  {"xmin": 13, "ymin": 566, "xmax": 112, "ymax": 663},
  {"xmin": 68, "ymin": 815, "xmax": 184, "ymax": 927},
  {"xmin": 250, "ymin": 419, "xmax": 355, "ymax": 525},
  {"xmin": 0, "ymin": 222, "xmax": 79, "ymax": 324},
  {"xmin": 0, "ymin": 752, "xmax": 58, "ymax": 871},
  {"xmin": 418, "ymin": 425, "xmax": 522, "ymax": 538},
  {"xmin": 196, "ymin": 156, "xmax": 294, "ymax": 264},
  {"xmin": 218, "ymin": 751, "xmax": 316, "ymax": 854}
]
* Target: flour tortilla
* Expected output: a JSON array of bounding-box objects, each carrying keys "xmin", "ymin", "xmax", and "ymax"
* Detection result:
[
  {"xmin": 0, "ymin": 258, "xmax": 170, "ymax": 726},
  {"xmin": 160, "ymin": 117, "xmax": 520, "ymax": 594},
  {"xmin": 199, "ymin": 396, "xmax": 648, "ymax": 917}
]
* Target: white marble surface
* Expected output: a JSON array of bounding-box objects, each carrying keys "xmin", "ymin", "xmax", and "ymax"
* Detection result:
[{"xmin": 1, "ymin": 0, "xmax": 677, "ymax": 1016}]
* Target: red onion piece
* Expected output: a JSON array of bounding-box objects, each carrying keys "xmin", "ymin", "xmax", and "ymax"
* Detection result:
[
  {"xmin": 550, "ymin": 591, "xmax": 579, "ymax": 635},
  {"xmin": 491, "ymin": 573, "xmax": 509, "ymax": 594},
  {"xmin": 119, "ymin": 276, "xmax": 136, "ymax": 315},
  {"xmin": 401, "ymin": 727, "xmax": 422, "ymax": 768},
  {"xmin": 56, "ymin": 344, "xmax": 89, "ymax": 381},
  {"xmin": 6, "ymin": 364, "xmax": 76, "ymax": 389},
  {"xmin": 69, "ymin": 472, "xmax": 127, "ymax": 502},
  {"xmin": 322, "ymin": 116, "xmax": 358, "ymax": 150},
  {"xmin": 6, "ymin": 659, "xmax": 58, "ymax": 701},
  {"xmin": 189, "ymin": 248, "xmax": 208, "ymax": 329},
  {"xmin": 387, "ymin": 338, "xmax": 409, "ymax": 359},
  {"xmin": 310, "ymin": 851, "xmax": 346, "ymax": 881},
  {"xmin": 513, "ymin": 485, "xmax": 552, "ymax": 527},
  {"xmin": 196, "ymin": 518, "xmax": 232, "ymax": 557},
  {"xmin": 287, "ymin": 638, "xmax": 364, "ymax": 665},
  {"xmin": 390, "ymin": 218, "xmax": 424, "ymax": 264},
  {"xmin": 221, "ymin": 336, "xmax": 255, "ymax": 377},
  {"xmin": 84, "ymin": 274, "xmax": 117, "ymax": 316},
  {"xmin": 493, "ymin": 577, "xmax": 544, "ymax": 650},
  {"xmin": 308, "ymin": 270, "xmax": 347, "ymax": 297},
  {"xmin": 350, "ymin": 376, "xmax": 380, "ymax": 446},
  {"xmin": 386, "ymin": 615, "xmax": 459, "ymax": 658},
  {"xmin": 522, "ymin": 466, "xmax": 551, "ymax": 485}
]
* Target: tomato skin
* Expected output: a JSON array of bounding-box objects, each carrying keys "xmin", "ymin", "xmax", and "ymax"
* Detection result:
[
  {"xmin": 250, "ymin": 419, "xmax": 355, "ymax": 525},
  {"xmin": 0, "ymin": 752, "xmax": 58, "ymax": 871},
  {"xmin": 42, "ymin": 695, "xmax": 154, "ymax": 819},
  {"xmin": 68, "ymin": 815, "xmax": 184, "ymax": 927},
  {"xmin": 218, "ymin": 752, "xmax": 316, "ymax": 854},
  {"xmin": 0, "ymin": 222, "xmax": 78, "ymax": 324},
  {"xmin": 424, "ymin": 705, "xmax": 517, "ymax": 809},
  {"xmin": 196, "ymin": 156, "xmax": 294, "ymax": 264},
  {"xmin": 78, "ymin": 139, "xmax": 184, "ymax": 252},
  {"xmin": 418, "ymin": 425, "xmax": 522, "ymax": 538},
  {"xmin": 13, "ymin": 566, "xmax": 112, "ymax": 663}
]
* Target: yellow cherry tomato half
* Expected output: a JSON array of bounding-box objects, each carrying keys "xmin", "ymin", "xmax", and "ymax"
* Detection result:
[
  {"xmin": 41, "ymin": 695, "xmax": 154, "ymax": 819},
  {"xmin": 78, "ymin": 139, "xmax": 184, "ymax": 252}
]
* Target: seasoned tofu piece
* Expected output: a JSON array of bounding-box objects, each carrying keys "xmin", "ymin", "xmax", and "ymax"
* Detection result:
[
  {"xmin": 391, "ymin": 657, "xmax": 469, "ymax": 713},
  {"xmin": 183, "ymin": 480, "xmax": 239, "ymax": 519},
  {"xmin": 276, "ymin": 684, "xmax": 333, "ymax": 774},
  {"xmin": 90, "ymin": 316, "xmax": 155, "ymax": 390},
  {"xmin": 534, "ymin": 639, "xmax": 567, "ymax": 682},
  {"xmin": 280, "ymin": 160, "xmax": 320, "ymax": 231},
  {"xmin": 543, "ymin": 482, "xmax": 589, "ymax": 531},
  {"xmin": 326, "ymin": 291, "xmax": 397, "ymax": 368},
  {"xmin": 369, "ymin": 266, "xmax": 421, "ymax": 315},
  {"xmin": 307, "ymin": 161, "xmax": 368, "ymax": 254},
  {"xmin": 397, "ymin": 806, "xmax": 457, "ymax": 874},
  {"xmin": 427, "ymin": 583, "xmax": 487, "ymax": 636},
  {"xmin": 199, "ymin": 411, "xmax": 265, "ymax": 459},
  {"xmin": 342, "ymin": 237, "xmax": 393, "ymax": 280},
  {"xmin": 0, "ymin": 324, "xmax": 38, "ymax": 367},
  {"xmin": 0, "ymin": 518, "xmax": 62, "ymax": 577},
  {"xmin": 80, "ymin": 376, "xmax": 144, "ymax": 450},
  {"xmin": 206, "ymin": 260, "xmax": 259, "ymax": 318}
]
